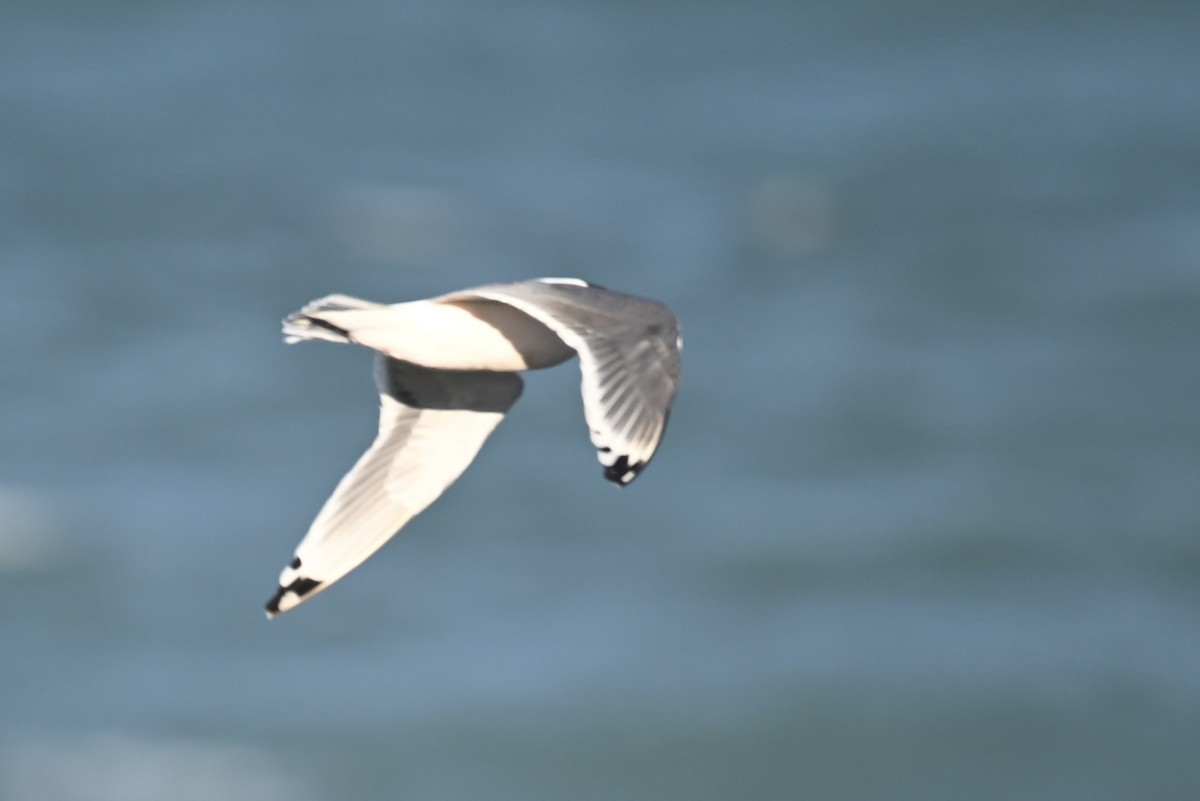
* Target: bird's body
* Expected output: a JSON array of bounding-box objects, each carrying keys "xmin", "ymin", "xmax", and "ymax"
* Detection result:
[
  {"xmin": 290, "ymin": 294, "xmax": 576, "ymax": 371},
  {"xmin": 266, "ymin": 278, "xmax": 681, "ymax": 617}
]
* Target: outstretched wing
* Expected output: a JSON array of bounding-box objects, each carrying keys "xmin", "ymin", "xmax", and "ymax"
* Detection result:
[
  {"xmin": 266, "ymin": 356, "xmax": 523, "ymax": 616},
  {"xmin": 440, "ymin": 279, "xmax": 681, "ymax": 486}
]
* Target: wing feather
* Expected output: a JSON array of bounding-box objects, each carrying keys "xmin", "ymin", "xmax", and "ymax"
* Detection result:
[
  {"xmin": 266, "ymin": 357, "xmax": 522, "ymax": 616},
  {"xmin": 439, "ymin": 280, "xmax": 681, "ymax": 485}
]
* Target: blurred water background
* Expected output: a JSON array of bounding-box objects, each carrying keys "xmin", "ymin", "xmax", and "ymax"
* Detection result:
[{"xmin": 3, "ymin": 1, "xmax": 1199, "ymax": 799}]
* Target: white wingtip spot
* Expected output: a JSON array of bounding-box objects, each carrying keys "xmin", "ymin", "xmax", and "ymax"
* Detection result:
[{"xmin": 265, "ymin": 588, "xmax": 304, "ymax": 618}]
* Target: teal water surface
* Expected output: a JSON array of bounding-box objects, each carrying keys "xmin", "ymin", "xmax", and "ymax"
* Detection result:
[{"xmin": 2, "ymin": 1, "xmax": 1199, "ymax": 799}]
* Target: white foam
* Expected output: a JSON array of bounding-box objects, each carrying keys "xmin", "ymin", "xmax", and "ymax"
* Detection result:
[
  {"xmin": 0, "ymin": 486, "xmax": 58, "ymax": 570},
  {"xmin": 2, "ymin": 733, "xmax": 308, "ymax": 801}
]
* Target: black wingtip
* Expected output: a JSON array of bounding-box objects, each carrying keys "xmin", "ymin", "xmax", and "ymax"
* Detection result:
[
  {"xmin": 265, "ymin": 586, "xmax": 288, "ymax": 618},
  {"xmin": 264, "ymin": 576, "xmax": 323, "ymax": 618},
  {"xmin": 604, "ymin": 455, "xmax": 645, "ymax": 486}
]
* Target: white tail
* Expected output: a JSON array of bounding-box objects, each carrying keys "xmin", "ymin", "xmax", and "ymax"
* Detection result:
[{"xmin": 281, "ymin": 294, "xmax": 384, "ymax": 344}]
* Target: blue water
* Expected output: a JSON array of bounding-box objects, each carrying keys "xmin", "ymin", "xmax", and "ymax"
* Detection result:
[{"xmin": 3, "ymin": 1, "xmax": 1199, "ymax": 799}]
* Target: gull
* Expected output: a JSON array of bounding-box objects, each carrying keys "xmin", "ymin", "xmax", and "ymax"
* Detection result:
[{"xmin": 265, "ymin": 278, "xmax": 681, "ymax": 617}]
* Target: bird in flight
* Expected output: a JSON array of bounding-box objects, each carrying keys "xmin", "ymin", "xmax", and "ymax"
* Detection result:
[{"xmin": 265, "ymin": 278, "xmax": 681, "ymax": 617}]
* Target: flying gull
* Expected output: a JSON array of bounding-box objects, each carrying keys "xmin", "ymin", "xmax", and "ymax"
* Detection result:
[{"xmin": 265, "ymin": 278, "xmax": 681, "ymax": 617}]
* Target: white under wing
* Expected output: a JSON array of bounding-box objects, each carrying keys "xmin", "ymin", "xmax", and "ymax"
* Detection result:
[
  {"xmin": 440, "ymin": 281, "xmax": 681, "ymax": 486},
  {"xmin": 267, "ymin": 359, "xmax": 521, "ymax": 616}
]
